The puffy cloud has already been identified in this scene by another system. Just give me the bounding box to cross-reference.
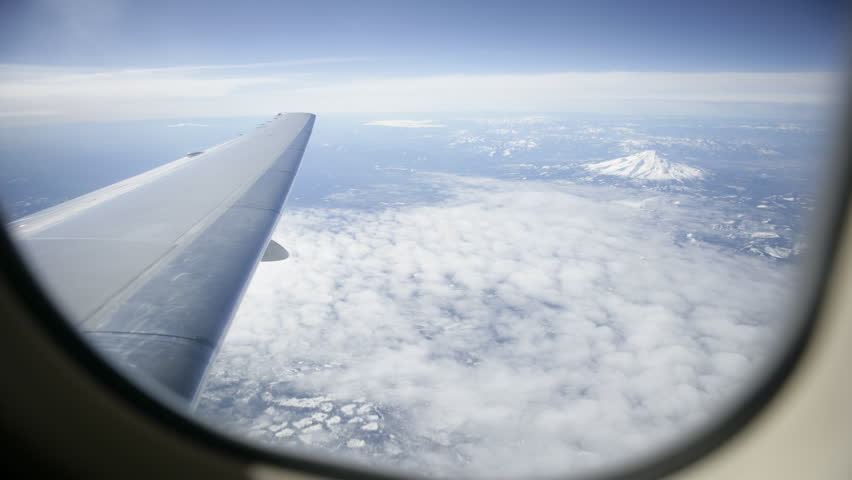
[450,131,540,158]
[198,174,796,478]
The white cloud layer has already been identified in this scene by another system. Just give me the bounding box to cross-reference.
[167,122,208,128]
[199,174,796,478]
[363,120,446,128]
[0,63,840,124]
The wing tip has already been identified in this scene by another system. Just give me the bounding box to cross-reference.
[276,112,316,118]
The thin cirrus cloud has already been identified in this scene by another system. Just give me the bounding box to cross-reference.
[197,173,795,478]
[0,62,840,124]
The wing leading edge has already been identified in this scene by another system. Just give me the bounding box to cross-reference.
[10,112,315,402]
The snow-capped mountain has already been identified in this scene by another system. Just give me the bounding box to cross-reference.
[584,150,704,182]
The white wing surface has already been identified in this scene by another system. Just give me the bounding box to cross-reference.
[9,113,315,402]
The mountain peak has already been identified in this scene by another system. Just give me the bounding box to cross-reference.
[583,150,704,182]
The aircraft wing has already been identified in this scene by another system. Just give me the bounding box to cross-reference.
[8,112,315,403]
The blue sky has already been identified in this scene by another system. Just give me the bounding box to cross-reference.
[0,0,847,121]
[1,0,847,71]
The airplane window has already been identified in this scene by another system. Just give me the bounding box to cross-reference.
[0,1,848,479]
